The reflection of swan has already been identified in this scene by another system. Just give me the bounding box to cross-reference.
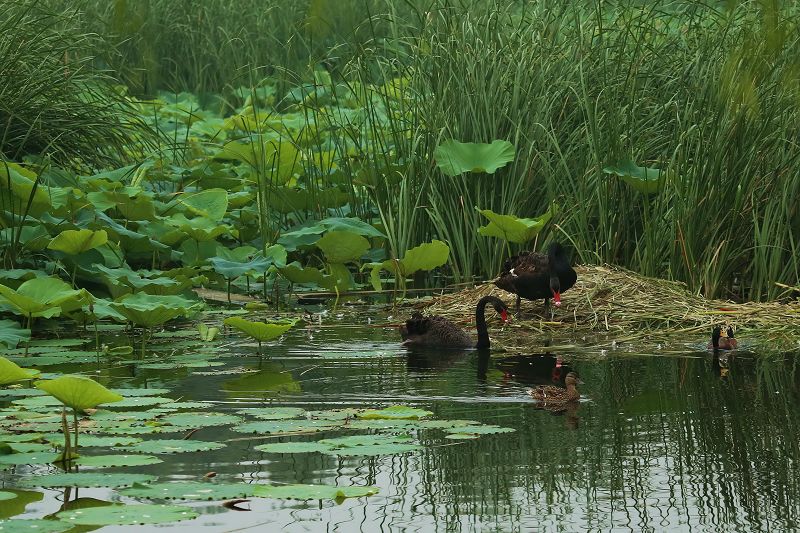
[712,352,732,379]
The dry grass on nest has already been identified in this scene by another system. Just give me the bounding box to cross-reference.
[411,265,800,353]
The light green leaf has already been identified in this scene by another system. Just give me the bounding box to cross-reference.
[55,504,197,526]
[253,484,379,500]
[0,520,71,533]
[316,231,369,263]
[476,203,556,244]
[35,375,123,411]
[118,439,226,454]
[177,189,228,221]
[434,139,515,176]
[380,240,450,277]
[0,357,39,385]
[24,472,155,488]
[111,293,201,328]
[74,454,163,468]
[0,278,91,319]
[120,482,255,501]
[47,229,108,255]
[603,159,668,195]
[358,405,433,420]
[223,317,295,342]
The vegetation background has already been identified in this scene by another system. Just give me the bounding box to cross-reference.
[2,0,799,302]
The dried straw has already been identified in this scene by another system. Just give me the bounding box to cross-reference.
[407,265,800,353]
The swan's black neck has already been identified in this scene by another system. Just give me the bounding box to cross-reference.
[475,296,495,349]
[548,243,568,271]
[711,328,721,350]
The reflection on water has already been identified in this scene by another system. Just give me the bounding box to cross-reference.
[3,314,800,532]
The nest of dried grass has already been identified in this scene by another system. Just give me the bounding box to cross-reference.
[410,265,800,353]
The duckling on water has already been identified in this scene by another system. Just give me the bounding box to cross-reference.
[528,371,581,404]
[708,326,737,350]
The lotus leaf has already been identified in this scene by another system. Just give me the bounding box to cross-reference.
[112,293,201,328]
[0,493,15,501]
[166,213,231,242]
[109,388,170,397]
[35,376,123,411]
[0,520,71,533]
[119,439,226,454]
[279,263,326,285]
[103,396,174,408]
[55,504,197,526]
[254,441,334,454]
[358,405,433,420]
[477,204,556,243]
[7,443,51,454]
[47,229,108,255]
[177,189,228,221]
[198,324,219,341]
[603,159,668,195]
[0,278,91,320]
[223,317,295,342]
[253,484,379,500]
[0,321,30,350]
[66,435,142,447]
[120,482,255,501]
[0,357,38,385]
[316,231,369,263]
[237,407,305,420]
[443,425,516,435]
[24,473,156,488]
[231,419,337,434]
[208,255,273,279]
[0,452,61,465]
[75,454,163,467]
[434,139,515,176]
[390,240,450,276]
[0,163,51,216]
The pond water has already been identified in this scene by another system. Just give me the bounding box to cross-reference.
[2,308,800,532]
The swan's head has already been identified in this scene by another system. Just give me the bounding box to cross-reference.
[549,275,562,307]
[490,297,509,322]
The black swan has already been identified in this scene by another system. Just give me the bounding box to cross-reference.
[495,242,577,315]
[400,295,508,349]
[708,326,737,350]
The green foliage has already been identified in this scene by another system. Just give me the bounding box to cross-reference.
[603,160,669,195]
[35,376,123,411]
[47,230,108,255]
[55,504,198,526]
[223,317,295,343]
[477,204,556,244]
[0,357,38,385]
[434,139,516,176]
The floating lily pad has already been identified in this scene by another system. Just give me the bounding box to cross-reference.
[444,433,479,440]
[74,454,163,468]
[8,443,52,454]
[0,452,61,466]
[120,482,255,501]
[154,401,213,410]
[62,435,142,447]
[416,419,481,429]
[443,425,515,435]
[0,493,16,501]
[161,412,240,427]
[306,408,361,421]
[237,407,305,420]
[55,504,197,526]
[23,473,155,488]
[347,419,420,431]
[0,433,43,443]
[253,484,379,500]
[324,442,421,456]
[93,426,166,435]
[109,388,170,397]
[119,439,226,454]
[105,397,175,408]
[254,442,333,454]
[0,520,72,533]
[231,419,337,435]
[0,389,44,398]
[357,406,433,420]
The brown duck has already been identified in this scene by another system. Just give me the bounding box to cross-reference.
[528,371,581,404]
[708,326,737,350]
[400,296,508,349]
[495,242,577,315]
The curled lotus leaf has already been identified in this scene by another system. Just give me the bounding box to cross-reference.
[223,317,295,342]
[47,229,108,255]
[35,375,123,411]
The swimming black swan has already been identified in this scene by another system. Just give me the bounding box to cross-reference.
[400,295,508,349]
[495,242,577,315]
[708,326,737,350]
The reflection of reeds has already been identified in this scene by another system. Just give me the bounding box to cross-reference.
[416,265,800,351]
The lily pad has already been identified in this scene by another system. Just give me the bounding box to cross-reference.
[119,439,226,454]
[0,493,16,501]
[237,407,305,420]
[443,425,516,435]
[62,435,142,447]
[120,482,255,501]
[434,139,515,176]
[0,452,61,466]
[161,412,240,427]
[253,484,379,500]
[105,396,175,408]
[231,419,337,435]
[0,520,72,533]
[254,441,334,454]
[477,204,556,244]
[55,504,197,526]
[109,388,171,397]
[357,406,433,420]
[74,454,163,467]
[324,442,421,456]
[23,473,156,488]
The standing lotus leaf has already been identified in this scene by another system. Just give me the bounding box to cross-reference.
[46,229,108,255]
[476,203,557,244]
[0,356,39,385]
[316,231,370,264]
[223,317,296,342]
[434,139,516,176]
[603,159,668,195]
[177,189,228,221]
[35,375,123,411]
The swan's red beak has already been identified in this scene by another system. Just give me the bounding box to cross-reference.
[553,292,562,307]
[500,309,508,322]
